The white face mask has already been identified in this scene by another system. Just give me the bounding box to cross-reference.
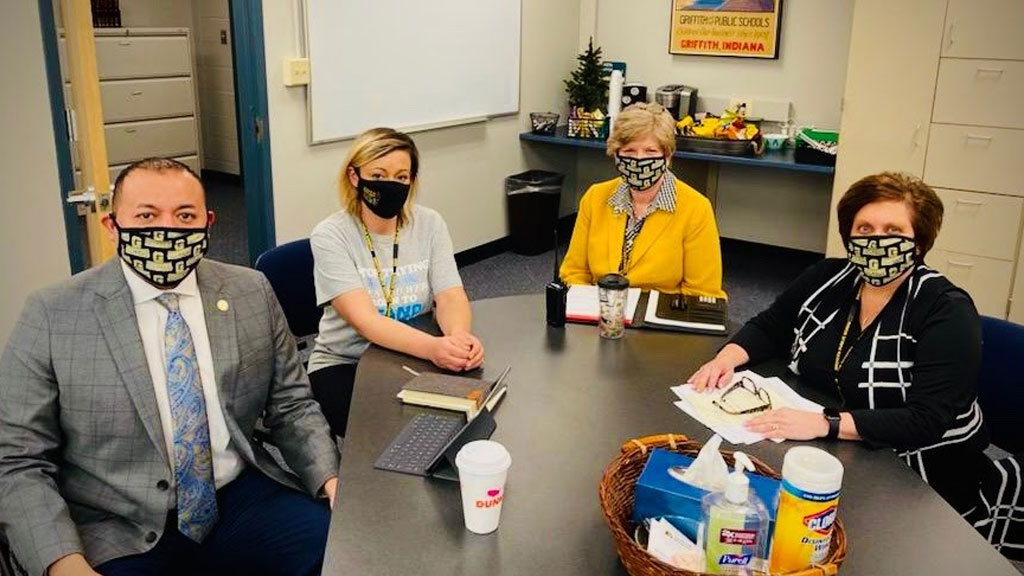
[615,154,667,190]
[846,235,917,286]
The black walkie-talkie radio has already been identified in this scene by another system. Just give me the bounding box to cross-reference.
[546,229,568,327]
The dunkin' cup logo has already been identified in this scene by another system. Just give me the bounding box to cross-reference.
[476,488,503,508]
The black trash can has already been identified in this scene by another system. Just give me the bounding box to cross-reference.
[505,170,564,256]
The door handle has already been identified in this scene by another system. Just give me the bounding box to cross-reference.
[912,123,922,149]
[947,260,975,269]
[976,68,1004,77]
[954,198,984,207]
[66,187,113,213]
[965,134,993,145]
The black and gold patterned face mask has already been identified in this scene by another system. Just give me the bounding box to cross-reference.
[115,225,209,289]
[615,154,667,191]
[846,235,917,287]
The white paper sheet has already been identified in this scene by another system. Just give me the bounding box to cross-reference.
[671,370,824,445]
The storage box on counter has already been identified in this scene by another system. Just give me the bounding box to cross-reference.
[632,449,782,547]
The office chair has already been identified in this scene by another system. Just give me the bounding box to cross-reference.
[254,239,331,451]
[254,239,321,343]
[978,316,1024,455]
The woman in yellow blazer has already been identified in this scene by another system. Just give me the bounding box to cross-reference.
[560,102,727,298]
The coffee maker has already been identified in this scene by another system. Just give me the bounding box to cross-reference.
[654,85,699,120]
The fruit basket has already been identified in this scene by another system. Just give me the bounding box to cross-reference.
[676,104,764,157]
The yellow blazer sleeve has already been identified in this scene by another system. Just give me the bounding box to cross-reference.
[680,196,727,299]
[560,187,595,285]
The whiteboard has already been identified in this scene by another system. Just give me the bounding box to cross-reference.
[305,0,522,144]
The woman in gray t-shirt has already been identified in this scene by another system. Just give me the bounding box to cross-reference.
[307,128,485,437]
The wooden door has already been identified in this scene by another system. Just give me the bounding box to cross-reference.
[61,0,115,265]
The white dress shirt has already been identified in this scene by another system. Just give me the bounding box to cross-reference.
[120,261,245,489]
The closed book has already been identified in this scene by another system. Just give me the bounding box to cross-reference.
[396,373,494,418]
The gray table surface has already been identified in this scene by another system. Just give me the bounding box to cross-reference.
[322,295,1018,576]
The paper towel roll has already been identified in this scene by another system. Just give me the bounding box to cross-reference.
[608,69,624,133]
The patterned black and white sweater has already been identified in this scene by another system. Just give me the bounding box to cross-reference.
[731,258,988,511]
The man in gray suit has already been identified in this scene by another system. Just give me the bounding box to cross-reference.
[0,158,340,576]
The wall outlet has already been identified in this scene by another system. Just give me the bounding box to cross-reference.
[283,58,310,87]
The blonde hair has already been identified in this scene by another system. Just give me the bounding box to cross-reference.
[605,102,677,158]
[339,127,420,227]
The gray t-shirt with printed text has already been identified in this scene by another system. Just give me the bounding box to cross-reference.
[308,205,463,372]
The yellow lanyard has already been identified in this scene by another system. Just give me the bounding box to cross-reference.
[360,221,400,318]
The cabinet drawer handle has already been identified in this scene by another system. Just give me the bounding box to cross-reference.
[955,198,984,207]
[965,134,993,144]
[948,260,975,269]
[975,67,1004,77]
[118,40,132,46]
[124,128,137,134]
[130,91,143,96]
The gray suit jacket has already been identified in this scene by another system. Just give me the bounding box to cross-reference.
[0,258,341,575]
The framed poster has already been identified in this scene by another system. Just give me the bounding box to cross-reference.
[669,0,783,59]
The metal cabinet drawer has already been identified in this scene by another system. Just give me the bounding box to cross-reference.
[61,35,191,80]
[942,0,1024,60]
[66,78,195,123]
[75,155,201,191]
[105,117,197,165]
[927,249,1014,318]
[932,188,1023,261]
[933,59,1024,129]
[109,155,200,183]
[101,77,194,123]
[924,124,1024,196]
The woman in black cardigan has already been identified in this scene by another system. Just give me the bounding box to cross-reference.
[689,172,1021,558]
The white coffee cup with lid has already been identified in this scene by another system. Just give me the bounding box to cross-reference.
[455,440,512,534]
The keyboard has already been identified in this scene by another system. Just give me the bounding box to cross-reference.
[374,412,464,476]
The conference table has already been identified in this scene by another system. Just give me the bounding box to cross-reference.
[322,295,1018,576]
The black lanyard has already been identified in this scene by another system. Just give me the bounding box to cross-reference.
[359,221,399,318]
[832,286,866,407]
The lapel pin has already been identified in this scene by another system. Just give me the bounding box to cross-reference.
[217,299,230,312]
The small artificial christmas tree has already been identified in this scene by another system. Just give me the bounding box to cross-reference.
[565,38,609,113]
[564,38,610,138]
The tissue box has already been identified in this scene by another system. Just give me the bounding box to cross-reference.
[633,449,781,546]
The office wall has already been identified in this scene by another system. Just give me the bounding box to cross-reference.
[262,0,583,251]
[0,2,72,343]
[581,0,855,252]
[191,0,239,175]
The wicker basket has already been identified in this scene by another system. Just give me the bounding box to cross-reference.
[599,434,847,576]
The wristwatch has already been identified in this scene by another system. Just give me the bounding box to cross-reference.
[823,408,841,440]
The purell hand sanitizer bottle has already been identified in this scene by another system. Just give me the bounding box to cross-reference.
[701,452,770,574]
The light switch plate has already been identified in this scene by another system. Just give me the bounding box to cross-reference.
[283,58,310,87]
